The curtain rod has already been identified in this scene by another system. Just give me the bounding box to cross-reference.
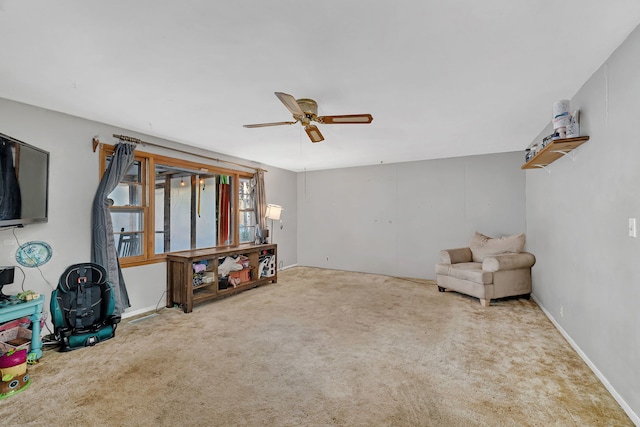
[91,134,266,173]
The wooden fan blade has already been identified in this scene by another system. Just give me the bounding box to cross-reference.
[305,125,324,143]
[243,121,297,128]
[317,114,373,124]
[275,92,304,116]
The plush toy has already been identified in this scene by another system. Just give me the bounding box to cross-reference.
[17,290,40,301]
[0,348,30,399]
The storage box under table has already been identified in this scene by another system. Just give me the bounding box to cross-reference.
[0,326,32,353]
[229,268,251,283]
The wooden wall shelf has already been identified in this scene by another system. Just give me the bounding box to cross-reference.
[522,136,590,170]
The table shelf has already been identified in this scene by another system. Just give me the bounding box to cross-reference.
[166,243,277,313]
[0,295,44,360]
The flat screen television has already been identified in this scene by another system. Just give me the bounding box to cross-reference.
[0,132,49,227]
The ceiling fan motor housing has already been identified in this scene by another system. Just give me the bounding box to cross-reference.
[296,98,318,117]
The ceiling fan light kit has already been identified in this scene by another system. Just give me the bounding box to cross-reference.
[243,92,373,143]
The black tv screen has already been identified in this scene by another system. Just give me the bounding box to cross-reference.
[0,132,49,227]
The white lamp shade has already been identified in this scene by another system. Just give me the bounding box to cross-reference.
[265,204,283,220]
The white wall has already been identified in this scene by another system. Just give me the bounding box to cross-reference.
[0,97,298,319]
[297,151,526,279]
[526,25,640,423]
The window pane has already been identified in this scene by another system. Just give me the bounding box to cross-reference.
[116,231,143,257]
[239,214,255,243]
[154,186,166,254]
[239,226,254,242]
[111,209,144,257]
[239,194,251,210]
[109,182,143,206]
[154,164,219,253]
[239,179,252,210]
[168,175,193,252]
[238,178,255,243]
[195,177,217,249]
[111,209,144,233]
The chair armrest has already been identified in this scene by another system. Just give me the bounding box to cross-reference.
[439,247,472,264]
[482,252,536,272]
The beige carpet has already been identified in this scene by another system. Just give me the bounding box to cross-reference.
[3,267,632,426]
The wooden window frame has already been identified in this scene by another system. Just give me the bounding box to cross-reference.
[238,177,256,243]
[100,144,254,267]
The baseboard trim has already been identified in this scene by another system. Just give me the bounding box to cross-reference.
[122,305,159,319]
[122,266,298,320]
[531,294,639,426]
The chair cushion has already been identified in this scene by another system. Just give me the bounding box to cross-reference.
[469,232,525,262]
[435,262,493,284]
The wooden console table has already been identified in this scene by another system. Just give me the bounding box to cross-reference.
[166,244,277,313]
[0,295,44,360]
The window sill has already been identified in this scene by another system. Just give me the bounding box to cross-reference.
[119,255,167,268]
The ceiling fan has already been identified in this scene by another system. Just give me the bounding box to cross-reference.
[243,92,373,143]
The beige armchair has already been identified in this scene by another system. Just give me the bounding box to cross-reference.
[435,232,535,307]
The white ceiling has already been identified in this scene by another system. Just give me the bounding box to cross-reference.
[1,1,639,172]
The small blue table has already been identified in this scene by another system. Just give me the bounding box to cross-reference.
[0,295,44,360]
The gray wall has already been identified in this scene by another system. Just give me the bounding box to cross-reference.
[526,25,640,422]
[2,29,637,421]
[264,164,298,270]
[0,97,298,318]
[297,151,526,279]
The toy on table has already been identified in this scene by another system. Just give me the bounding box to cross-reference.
[17,290,41,301]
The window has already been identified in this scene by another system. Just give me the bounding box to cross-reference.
[108,158,146,260]
[154,165,222,253]
[102,147,255,265]
[239,177,255,243]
